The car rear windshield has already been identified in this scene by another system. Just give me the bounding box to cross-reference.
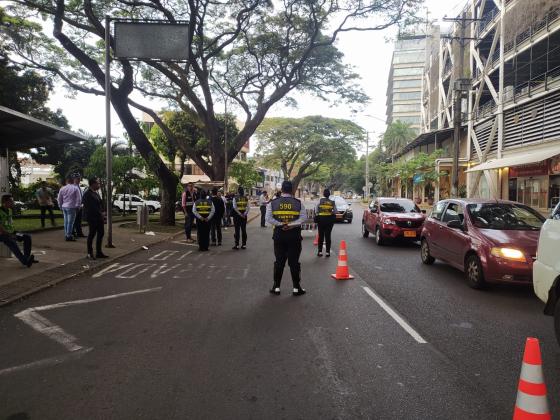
[380,201,420,213]
[332,197,347,208]
[467,203,545,230]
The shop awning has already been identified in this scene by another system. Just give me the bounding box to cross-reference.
[0,106,87,150]
[466,143,560,172]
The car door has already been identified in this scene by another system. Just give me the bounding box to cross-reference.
[439,202,469,268]
[426,200,448,258]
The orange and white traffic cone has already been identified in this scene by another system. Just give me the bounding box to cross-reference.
[513,337,551,420]
[313,233,319,246]
[331,240,354,280]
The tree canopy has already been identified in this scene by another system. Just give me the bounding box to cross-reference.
[256,116,363,190]
[1,0,420,223]
[382,120,418,155]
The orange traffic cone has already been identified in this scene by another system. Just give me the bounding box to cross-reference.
[313,233,319,246]
[331,240,354,280]
[513,337,551,420]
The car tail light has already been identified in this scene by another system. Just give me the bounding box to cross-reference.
[490,247,526,262]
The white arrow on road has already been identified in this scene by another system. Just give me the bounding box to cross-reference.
[0,287,162,376]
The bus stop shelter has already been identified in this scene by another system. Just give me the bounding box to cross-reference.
[0,105,87,196]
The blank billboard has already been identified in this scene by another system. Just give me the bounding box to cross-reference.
[114,21,189,60]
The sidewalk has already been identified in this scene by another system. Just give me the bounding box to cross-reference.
[0,221,184,306]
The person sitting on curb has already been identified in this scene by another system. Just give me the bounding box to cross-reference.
[0,194,37,267]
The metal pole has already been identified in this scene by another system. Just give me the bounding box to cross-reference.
[451,12,466,198]
[224,98,228,193]
[105,15,114,247]
[365,132,369,199]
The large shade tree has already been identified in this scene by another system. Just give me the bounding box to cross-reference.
[256,116,363,191]
[2,0,420,224]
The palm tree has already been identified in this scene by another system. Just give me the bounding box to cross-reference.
[382,121,417,155]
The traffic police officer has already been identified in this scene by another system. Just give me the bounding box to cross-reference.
[192,189,215,252]
[315,188,337,257]
[232,187,250,250]
[265,180,307,296]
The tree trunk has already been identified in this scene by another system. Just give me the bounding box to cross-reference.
[111,95,178,225]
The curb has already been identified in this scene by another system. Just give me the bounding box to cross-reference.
[0,229,184,308]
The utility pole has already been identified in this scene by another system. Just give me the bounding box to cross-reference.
[104,15,114,248]
[443,12,475,198]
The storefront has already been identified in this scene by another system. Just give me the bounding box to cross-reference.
[467,143,560,212]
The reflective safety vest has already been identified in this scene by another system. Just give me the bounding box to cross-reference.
[184,190,197,207]
[317,197,335,217]
[195,198,212,217]
[270,196,302,224]
[236,196,248,212]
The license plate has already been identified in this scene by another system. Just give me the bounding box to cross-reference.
[404,231,416,238]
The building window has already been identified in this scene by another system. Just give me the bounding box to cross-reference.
[393,92,421,101]
[517,176,548,209]
[393,67,424,76]
[184,164,193,175]
[393,79,422,89]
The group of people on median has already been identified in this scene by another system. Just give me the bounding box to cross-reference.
[0,175,107,268]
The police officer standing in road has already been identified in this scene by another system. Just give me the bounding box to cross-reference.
[265,181,307,296]
[315,188,337,257]
[232,187,250,250]
[192,189,215,252]
[210,187,225,246]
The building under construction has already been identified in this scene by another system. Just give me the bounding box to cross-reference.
[411,0,560,212]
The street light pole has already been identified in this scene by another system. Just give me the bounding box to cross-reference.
[104,15,114,248]
[365,132,370,199]
[224,98,228,193]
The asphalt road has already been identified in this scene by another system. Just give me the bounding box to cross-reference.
[1,204,558,419]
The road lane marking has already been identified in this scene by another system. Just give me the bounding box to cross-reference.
[0,347,93,376]
[362,286,427,344]
[177,250,193,260]
[151,264,181,279]
[149,250,179,261]
[6,288,162,375]
[92,263,135,278]
[115,263,157,278]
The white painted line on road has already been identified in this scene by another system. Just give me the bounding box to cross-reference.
[92,263,134,278]
[149,250,179,261]
[115,263,157,278]
[8,288,162,375]
[0,347,93,377]
[29,287,163,312]
[362,286,427,344]
[151,264,181,279]
[177,250,193,260]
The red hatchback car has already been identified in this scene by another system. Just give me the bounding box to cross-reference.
[362,198,426,245]
[420,199,546,289]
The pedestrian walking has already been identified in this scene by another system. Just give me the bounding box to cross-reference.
[210,187,225,246]
[315,188,337,257]
[232,187,250,250]
[57,176,82,241]
[35,181,56,228]
[265,181,307,296]
[192,190,215,251]
[0,194,37,267]
[259,191,269,227]
[182,182,198,243]
[82,177,108,259]
[72,174,86,238]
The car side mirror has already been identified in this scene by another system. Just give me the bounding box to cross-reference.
[447,220,464,230]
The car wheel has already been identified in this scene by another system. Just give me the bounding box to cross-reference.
[362,221,369,238]
[421,239,435,265]
[554,298,560,347]
[347,218,352,224]
[148,206,156,214]
[375,226,384,246]
[465,254,486,289]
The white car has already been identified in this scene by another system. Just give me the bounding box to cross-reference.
[533,202,560,345]
[113,194,161,213]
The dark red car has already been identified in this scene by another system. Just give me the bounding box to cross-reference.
[362,198,426,245]
[420,199,546,289]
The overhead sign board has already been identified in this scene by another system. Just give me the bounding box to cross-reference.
[114,21,189,61]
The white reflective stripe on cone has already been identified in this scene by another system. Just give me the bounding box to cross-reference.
[339,250,347,256]
[516,391,549,415]
[520,362,545,384]
[338,261,347,266]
